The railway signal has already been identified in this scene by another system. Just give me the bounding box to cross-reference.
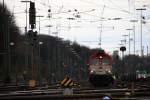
[27,30,38,45]
[29,2,36,29]
[120,46,126,58]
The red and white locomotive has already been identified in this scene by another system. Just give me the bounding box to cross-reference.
[88,49,114,87]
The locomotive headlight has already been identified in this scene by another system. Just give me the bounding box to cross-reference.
[99,56,103,59]
[106,70,111,73]
[108,70,111,73]
[90,70,94,73]
[90,70,96,74]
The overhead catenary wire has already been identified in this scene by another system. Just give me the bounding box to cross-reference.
[107,0,130,13]
[18,0,132,24]
[79,0,131,14]
[29,0,120,46]
[35,0,131,15]
[5,0,150,51]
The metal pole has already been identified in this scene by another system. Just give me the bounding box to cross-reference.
[25,2,28,71]
[39,17,40,34]
[122,35,128,48]
[147,46,148,56]
[133,23,135,55]
[9,42,14,77]
[47,9,52,83]
[136,8,146,56]
[126,29,133,55]
[122,35,128,55]
[3,0,4,8]
[130,20,138,55]
[25,2,27,34]
[21,0,30,80]
[133,0,136,55]
[36,16,44,34]
[99,24,102,48]
[21,0,31,33]
[129,31,130,55]
[141,10,143,56]
[8,31,11,76]
[36,15,43,83]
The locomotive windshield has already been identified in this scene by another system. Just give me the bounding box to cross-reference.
[102,57,110,65]
[90,57,110,65]
[90,58,100,66]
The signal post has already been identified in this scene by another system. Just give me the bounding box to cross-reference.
[28,1,38,88]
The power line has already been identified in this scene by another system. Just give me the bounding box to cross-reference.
[107,0,131,14]
[79,0,131,14]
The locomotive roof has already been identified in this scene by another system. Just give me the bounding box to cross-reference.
[90,50,112,59]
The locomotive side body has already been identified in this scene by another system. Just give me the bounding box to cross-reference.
[88,50,114,87]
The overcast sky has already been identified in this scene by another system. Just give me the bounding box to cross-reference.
[1,0,150,55]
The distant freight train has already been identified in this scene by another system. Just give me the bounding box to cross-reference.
[88,49,114,87]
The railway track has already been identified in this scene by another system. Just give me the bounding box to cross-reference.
[0,81,150,99]
[0,86,150,100]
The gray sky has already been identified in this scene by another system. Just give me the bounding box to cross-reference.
[1,0,150,55]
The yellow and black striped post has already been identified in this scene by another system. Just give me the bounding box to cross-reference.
[60,76,74,87]
[60,76,80,88]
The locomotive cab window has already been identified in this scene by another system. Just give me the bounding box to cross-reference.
[102,58,110,65]
[90,58,100,66]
